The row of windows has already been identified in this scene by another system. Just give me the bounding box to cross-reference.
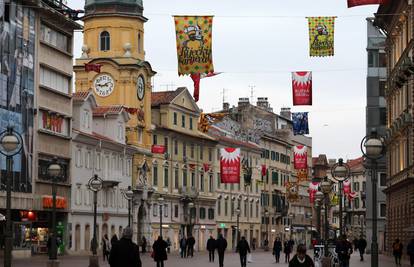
[153,136,216,161]
[173,112,194,130]
[40,23,70,52]
[73,186,128,209]
[217,198,260,218]
[99,31,143,53]
[261,150,290,165]
[152,204,215,220]
[40,66,70,95]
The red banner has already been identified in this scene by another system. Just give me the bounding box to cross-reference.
[151,145,166,154]
[308,182,319,204]
[220,148,240,184]
[84,63,102,73]
[293,146,307,170]
[292,71,312,105]
[42,196,67,209]
[261,165,267,177]
[203,163,210,172]
[348,0,389,8]
[343,179,351,195]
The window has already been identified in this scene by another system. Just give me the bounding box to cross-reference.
[275,152,280,161]
[379,108,386,125]
[191,172,195,187]
[164,137,168,152]
[117,123,123,141]
[200,146,204,160]
[100,31,110,51]
[164,167,169,188]
[271,172,278,185]
[379,52,387,67]
[379,173,387,187]
[217,149,220,161]
[83,110,90,129]
[174,205,179,218]
[200,174,204,191]
[379,80,386,97]
[256,203,259,217]
[174,168,179,189]
[190,144,195,158]
[153,165,158,186]
[218,200,221,216]
[137,128,143,144]
[250,202,253,218]
[208,208,214,220]
[225,199,228,216]
[153,204,158,217]
[217,173,221,189]
[190,118,193,130]
[182,170,187,187]
[368,50,377,67]
[271,151,275,160]
[138,32,142,52]
[174,140,178,155]
[353,182,359,191]
[181,115,185,128]
[164,204,168,217]
[183,142,187,157]
[173,112,177,125]
[86,151,92,169]
[40,67,70,94]
[380,203,386,217]
[208,148,213,161]
[40,23,69,52]
[362,181,366,192]
[209,174,214,192]
[200,208,206,219]
[38,157,69,183]
[153,135,157,145]
[244,201,248,217]
[354,198,360,209]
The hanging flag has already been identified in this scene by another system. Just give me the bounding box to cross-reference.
[308,182,319,203]
[285,181,299,202]
[220,148,240,183]
[198,112,228,133]
[261,165,267,177]
[308,17,336,57]
[348,0,389,8]
[292,71,312,105]
[292,112,309,135]
[293,146,308,170]
[297,169,308,182]
[343,179,351,195]
[174,16,214,75]
[151,145,166,154]
[203,163,210,172]
[190,72,221,102]
[84,63,102,73]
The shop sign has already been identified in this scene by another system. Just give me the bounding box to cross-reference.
[42,195,67,209]
[219,223,226,228]
[39,110,70,136]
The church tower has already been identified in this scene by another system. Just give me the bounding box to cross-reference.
[74,0,155,179]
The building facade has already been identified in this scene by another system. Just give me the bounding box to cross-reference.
[375,1,414,256]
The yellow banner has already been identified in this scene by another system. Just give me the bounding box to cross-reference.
[308,17,335,57]
[174,16,214,75]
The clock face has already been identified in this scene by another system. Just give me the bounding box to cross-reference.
[93,74,114,97]
[137,76,145,100]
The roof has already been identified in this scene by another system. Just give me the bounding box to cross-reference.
[312,154,329,167]
[73,128,119,144]
[151,87,186,107]
[93,106,124,117]
[209,125,261,150]
[346,157,364,172]
[73,90,92,102]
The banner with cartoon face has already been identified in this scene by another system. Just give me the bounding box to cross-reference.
[294,145,308,170]
[220,148,240,184]
[308,17,335,57]
[174,16,214,75]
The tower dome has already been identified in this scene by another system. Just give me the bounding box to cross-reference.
[84,0,144,18]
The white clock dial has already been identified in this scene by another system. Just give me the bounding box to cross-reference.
[93,74,114,97]
[137,76,145,100]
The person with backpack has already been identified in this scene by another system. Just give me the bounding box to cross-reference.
[393,239,404,266]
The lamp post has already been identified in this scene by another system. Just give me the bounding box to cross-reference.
[235,208,241,244]
[315,191,324,242]
[88,175,103,267]
[0,127,23,267]
[158,196,164,238]
[361,129,385,267]
[122,186,134,227]
[265,210,269,250]
[320,177,332,265]
[188,202,194,236]
[47,158,62,262]
[331,158,350,236]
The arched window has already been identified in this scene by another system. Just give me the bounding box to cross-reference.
[100,31,110,51]
[138,32,141,52]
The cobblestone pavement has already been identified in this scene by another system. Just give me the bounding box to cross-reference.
[7,250,412,267]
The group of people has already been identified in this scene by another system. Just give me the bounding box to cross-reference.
[393,238,414,267]
[179,235,196,258]
[101,233,120,261]
[272,238,295,263]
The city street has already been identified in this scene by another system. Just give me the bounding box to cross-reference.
[9,250,411,267]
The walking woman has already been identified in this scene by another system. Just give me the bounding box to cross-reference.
[102,234,110,261]
[153,236,168,267]
[284,240,292,263]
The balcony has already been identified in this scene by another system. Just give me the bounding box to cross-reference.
[179,186,199,200]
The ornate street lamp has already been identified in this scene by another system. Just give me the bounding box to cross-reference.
[315,191,324,241]
[264,210,270,250]
[122,186,134,227]
[188,202,194,236]
[361,128,385,267]
[158,196,164,238]
[320,177,332,259]
[0,127,23,267]
[47,158,62,261]
[88,175,103,267]
[235,208,241,244]
[331,158,350,236]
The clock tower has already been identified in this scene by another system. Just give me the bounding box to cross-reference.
[74,0,155,237]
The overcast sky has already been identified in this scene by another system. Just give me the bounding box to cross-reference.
[69,0,378,160]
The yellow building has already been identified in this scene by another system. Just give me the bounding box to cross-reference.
[73,0,155,244]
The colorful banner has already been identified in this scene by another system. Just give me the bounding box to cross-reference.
[308,182,319,203]
[292,71,312,105]
[198,112,227,133]
[308,17,335,57]
[343,179,351,195]
[84,63,102,73]
[347,191,358,200]
[220,148,240,183]
[203,163,210,172]
[190,72,221,102]
[174,16,214,75]
[348,0,389,8]
[261,165,267,177]
[294,146,308,170]
[292,112,309,135]
[151,145,166,154]
[297,169,308,182]
[285,181,299,202]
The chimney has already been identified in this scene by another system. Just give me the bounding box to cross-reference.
[280,107,291,120]
[257,97,272,111]
[223,102,230,111]
[238,97,250,107]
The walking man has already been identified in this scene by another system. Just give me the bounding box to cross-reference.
[187,235,195,257]
[356,236,367,261]
[216,234,228,267]
[273,237,282,263]
[180,236,187,258]
[284,240,292,263]
[153,236,168,267]
[335,235,353,267]
[236,236,251,267]
[407,239,414,267]
[393,239,403,266]
[207,235,216,262]
[141,236,147,253]
[109,227,141,267]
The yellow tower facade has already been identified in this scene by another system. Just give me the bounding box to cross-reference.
[74,0,155,187]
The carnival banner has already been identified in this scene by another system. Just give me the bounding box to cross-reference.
[174,16,214,75]
[294,146,308,170]
[190,72,221,102]
[285,181,299,202]
[343,179,351,195]
[292,112,309,135]
[198,112,227,133]
[261,165,267,177]
[308,17,336,57]
[220,148,240,183]
[292,71,312,105]
[348,0,389,8]
[308,182,319,203]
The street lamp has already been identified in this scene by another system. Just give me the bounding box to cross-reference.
[188,202,194,236]
[320,177,332,260]
[0,126,23,267]
[47,158,62,262]
[122,186,134,227]
[88,175,103,267]
[361,128,385,267]
[315,191,324,241]
[235,207,241,244]
[331,158,350,236]
[265,210,269,250]
[158,196,164,238]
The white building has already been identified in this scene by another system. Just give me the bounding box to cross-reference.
[68,91,137,253]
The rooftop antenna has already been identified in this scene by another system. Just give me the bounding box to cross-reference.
[248,85,256,104]
[221,88,227,104]
[160,82,176,91]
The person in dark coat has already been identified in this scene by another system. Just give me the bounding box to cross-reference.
[335,235,353,267]
[284,240,292,263]
[288,244,315,267]
[153,236,168,267]
[180,236,187,258]
[141,236,147,253]
[407,239,414,267]
[216,234,228,267]
[207,236,216,262]
[102,234,110,261]
[187,235,195,257]
[110,234,118,247]
[273,237,282,263]
[356,236,367,261]
[109,227,141,267]
[252,238,256,250]
[236,236,251,267]
[393,239,403,266]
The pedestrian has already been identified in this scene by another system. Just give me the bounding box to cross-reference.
[273,237,282,263]
[284,240,292,263]
[356,236,367,261]
[166,237,171,254]
[393,238,403,266]
[216,234,228,267]
[111,234,118,247]
[207,235,216,262]
[288,239,295,252]
[407,239,414,267]
[102,234,110,261]
[153,236,168,267]
[335,235,353,267]
[236,236,251,267]
[252,238,256,250]
[141,236,147,253]
[353,238,358,252]
[288,244,315,267]
[187,235,195,257]
[109,227,141,267]
[180,236,187,258]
